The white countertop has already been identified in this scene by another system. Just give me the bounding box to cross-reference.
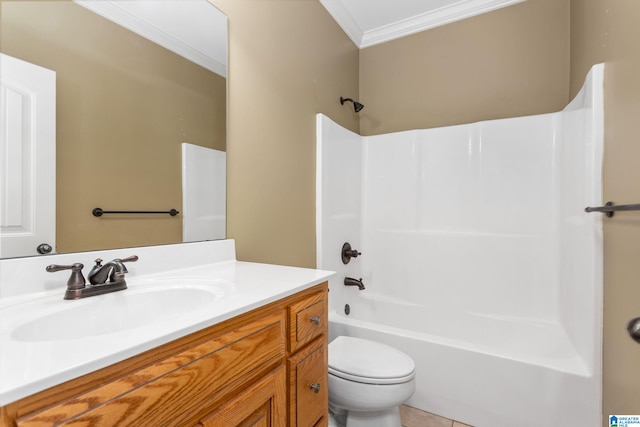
[0,240,334,405]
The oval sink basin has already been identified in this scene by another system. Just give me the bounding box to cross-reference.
[12,279,232,342]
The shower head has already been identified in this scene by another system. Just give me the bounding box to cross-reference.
[340,97,364,113]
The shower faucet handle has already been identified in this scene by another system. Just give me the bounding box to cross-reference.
[341,242,362,264]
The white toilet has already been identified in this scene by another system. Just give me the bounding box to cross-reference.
[328,336,416,427]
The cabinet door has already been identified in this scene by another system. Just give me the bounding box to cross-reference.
[288,337,328,427]
[200,366,287,427]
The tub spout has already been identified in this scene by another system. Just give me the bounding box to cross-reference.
[344,277,365,290]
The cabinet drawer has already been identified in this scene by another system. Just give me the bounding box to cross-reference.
[288,337,328,427]
[288,290,327,353]
[18,311,286,427]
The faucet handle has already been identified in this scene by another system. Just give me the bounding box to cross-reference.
[341,242,362,264]
[46,263,86,290]
[114,255,138,275]
[111,255,139,269]
[109,255,138,282]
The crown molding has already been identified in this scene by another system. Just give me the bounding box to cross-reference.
[319,0,366,48]
[73,1,226,77]
[321,0,526,49]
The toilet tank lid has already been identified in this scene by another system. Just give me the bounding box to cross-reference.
[328,336,415,380]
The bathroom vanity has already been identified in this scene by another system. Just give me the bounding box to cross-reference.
[0,240,333,426]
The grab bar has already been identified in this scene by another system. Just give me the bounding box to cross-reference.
[584,201,640,217]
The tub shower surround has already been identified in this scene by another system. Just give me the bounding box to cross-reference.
[316,64,603,427]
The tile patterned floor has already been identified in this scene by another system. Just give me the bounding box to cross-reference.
[400,405,473,427]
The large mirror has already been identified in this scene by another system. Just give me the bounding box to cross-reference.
[0,0,227,258]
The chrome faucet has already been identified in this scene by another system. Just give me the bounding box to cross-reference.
[47,255,138,300]
[344,277,365,290]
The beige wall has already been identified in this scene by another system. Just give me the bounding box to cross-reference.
[569,0,607,97]
[211,0,359,267]
[1,0,226,253]
[359,0,570,135]
[570,0,640,423]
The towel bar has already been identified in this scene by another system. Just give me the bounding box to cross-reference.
[92,207,179,217]
[584,201,640,217]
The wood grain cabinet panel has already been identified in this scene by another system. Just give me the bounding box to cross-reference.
[198,366,286,427]
[16,312,286,427]
[288,337,328,427]
[313,417,328,427]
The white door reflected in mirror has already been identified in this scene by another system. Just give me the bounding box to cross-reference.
[182,143,226,243]
[0,53,56,258]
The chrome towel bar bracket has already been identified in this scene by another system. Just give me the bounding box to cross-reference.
[584,201,640,217]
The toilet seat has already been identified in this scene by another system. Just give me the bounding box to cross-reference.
[329,336,416,385]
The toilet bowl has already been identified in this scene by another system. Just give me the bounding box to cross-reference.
[328,336,416,427]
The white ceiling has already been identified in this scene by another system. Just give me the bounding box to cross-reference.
[319,0,526,48]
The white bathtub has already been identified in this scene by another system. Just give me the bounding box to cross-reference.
[328,292,597,427]
[317,64,603,427]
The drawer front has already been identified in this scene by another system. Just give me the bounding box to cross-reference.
[18,312,286,427]
[289,337,328,427]
[288,290,327,353]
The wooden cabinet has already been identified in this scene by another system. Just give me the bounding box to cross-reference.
[0,282,328,427]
